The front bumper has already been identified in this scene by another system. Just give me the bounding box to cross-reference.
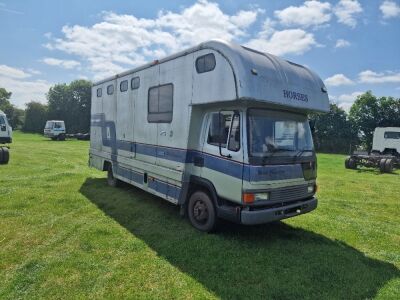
[240,197,317,225]
[0,137,12,144]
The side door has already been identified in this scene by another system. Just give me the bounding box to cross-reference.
[201,110,243,202]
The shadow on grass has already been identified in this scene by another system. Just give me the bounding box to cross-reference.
[80,178,399,300]
[354,168,399,175]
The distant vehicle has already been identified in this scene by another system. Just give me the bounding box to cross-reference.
[346,127,400,173]
[0,110,12,164]
[89,39,329,232]
[44,120,66,141]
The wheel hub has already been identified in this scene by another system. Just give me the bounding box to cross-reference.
[193,200,208,222]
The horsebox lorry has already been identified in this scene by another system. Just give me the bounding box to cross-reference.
[89,40,329,232]
[0,110,12,164]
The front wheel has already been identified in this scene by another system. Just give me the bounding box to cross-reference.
[187,191,217,232]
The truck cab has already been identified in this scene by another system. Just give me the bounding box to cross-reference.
[0,110,12,164]
[0,110,12,144]
[44,120,66,141]
[372,127,400,156]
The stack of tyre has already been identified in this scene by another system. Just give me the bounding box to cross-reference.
[0,147,9,164]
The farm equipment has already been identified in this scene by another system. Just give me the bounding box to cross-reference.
[345,127,400,173]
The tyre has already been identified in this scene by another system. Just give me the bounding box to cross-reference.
[107,164,120,187]
[187,191,217,232]
[0,147,9,164]
[58,134,65,141]
[384,158,394,173]
[345,157,350,169]
[347,157,357,169]
[379,159,387,173]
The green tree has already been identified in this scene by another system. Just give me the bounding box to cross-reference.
[310,103,357,154]
[0,87,25,129]
[349,91,400,149]
[47,80,91,133]
[23,101,48,133]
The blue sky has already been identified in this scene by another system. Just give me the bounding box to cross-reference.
[0,0,399,110]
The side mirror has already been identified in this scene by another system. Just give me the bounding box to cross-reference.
[309,119,316,132]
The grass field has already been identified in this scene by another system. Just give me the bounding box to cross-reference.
[0,132,399,299]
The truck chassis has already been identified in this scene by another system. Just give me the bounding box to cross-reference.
[345,151,399,173]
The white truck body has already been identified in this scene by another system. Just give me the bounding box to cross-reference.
[0,110,12,144]
[44,120,66,140]
[372,127,400,155]
[89,39,329,229]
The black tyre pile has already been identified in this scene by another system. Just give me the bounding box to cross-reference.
[0,147,9,164]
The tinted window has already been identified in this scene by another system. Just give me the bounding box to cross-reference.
[96,88,102,97]
[207,112,231,147]
[148,84,173,123]
[384,131,400,139]
[120,80,128,92]
[196,53,216,73]
[107,84,114,95]
[228,114,240,151]
[131,77,140,90]
[0,116,5,125]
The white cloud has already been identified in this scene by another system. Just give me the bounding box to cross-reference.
[0,64,31,79]
[42,57,81,69]
[335,39,350,48]
[45,0,262,80]
[0,65,51,107]
[334,91,363,111]
[358,70,400,83]
[380,1,400,19]
[334,0,363,28]
[274,1,332,28]
[246,28,318,56]
[325,73,354,86]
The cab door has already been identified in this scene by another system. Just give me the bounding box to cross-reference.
[201,111,243,203]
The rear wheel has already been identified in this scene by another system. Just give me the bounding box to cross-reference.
[346,157,357,169]
[107,164,120,187]
[379,159,387,173]
[187,191,217,232]
[384,158,394,173]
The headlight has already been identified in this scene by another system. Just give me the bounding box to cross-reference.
[242,192,270,204]
[307,185,315,193]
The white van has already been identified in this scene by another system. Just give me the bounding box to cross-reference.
[44,120,66,141]
[89,40,329,232]
[0,110,12,164]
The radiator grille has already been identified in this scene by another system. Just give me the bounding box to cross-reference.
[269,185,309,203]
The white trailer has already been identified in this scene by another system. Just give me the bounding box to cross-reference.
[0,110,12,164]
[89,40,329,232]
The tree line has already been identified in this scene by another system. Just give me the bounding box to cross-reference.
[0,82,399,154]
[0,80,91,134]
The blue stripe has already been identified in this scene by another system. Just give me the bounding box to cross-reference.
[91,114,303,182]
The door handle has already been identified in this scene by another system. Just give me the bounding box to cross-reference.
[160,131,166,136]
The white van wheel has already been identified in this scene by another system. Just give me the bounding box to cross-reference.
[0,147,9,164]
[188,191,217,232]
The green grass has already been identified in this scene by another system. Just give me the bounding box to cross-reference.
[0,132,399,299]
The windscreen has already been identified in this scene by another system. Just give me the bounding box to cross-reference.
[45,121,53,129]
[248,109,314,162]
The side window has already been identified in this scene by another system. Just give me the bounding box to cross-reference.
[107,84,114,95]
[131,77,140,90]
[54,122,61,129]
[120,80,128,92]
[96,88,102,97]
[148,84,173,123]
[196,53,216,74]
[0,116,5,125]
[384,131,400,139]
[207,112,240,151]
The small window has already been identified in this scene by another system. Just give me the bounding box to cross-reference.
[148,84,173,123]
[120,80,128,92]
[107,84,114,95]
[196,53,216,73]
[131,77,140,90]
[0,116,5,125]
[207,112,240,151]
[384,131,400,139]
[96,88,102,97]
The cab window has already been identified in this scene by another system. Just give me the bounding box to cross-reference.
[207,111,240,151]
